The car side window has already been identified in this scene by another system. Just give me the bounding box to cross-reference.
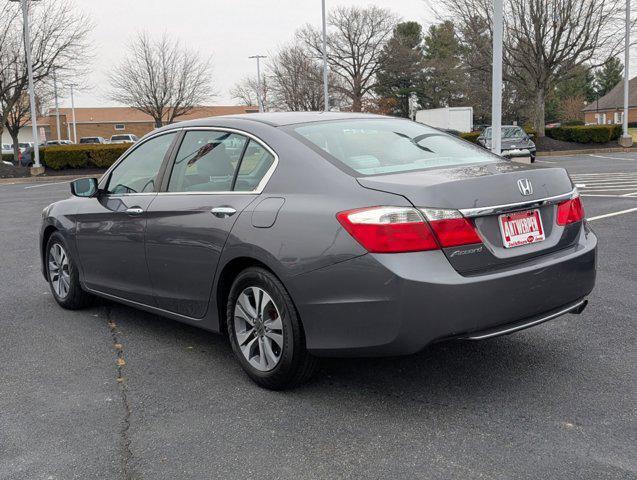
[106,132,176,194]
[234,140,275,192]
[167,131,247,192]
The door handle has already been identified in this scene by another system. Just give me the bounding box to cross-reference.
[125,207,144,216]
[210,206,237,218]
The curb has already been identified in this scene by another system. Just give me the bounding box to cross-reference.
[537,146,637,157]
[0,174,90,185]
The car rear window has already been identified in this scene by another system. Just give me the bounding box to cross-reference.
[291,119,497,176]
[111,135,130,141]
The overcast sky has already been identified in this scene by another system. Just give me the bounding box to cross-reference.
[65,0,433,109]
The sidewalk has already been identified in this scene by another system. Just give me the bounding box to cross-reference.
[0,173,95,185]
[537,146,637,157]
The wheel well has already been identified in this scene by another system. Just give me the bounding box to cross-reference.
[216,257,274,336]
[40,226,58,276]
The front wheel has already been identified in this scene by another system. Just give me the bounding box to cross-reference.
[46,232,93,309]
[226,267,317,389]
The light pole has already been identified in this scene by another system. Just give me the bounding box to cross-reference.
[491,0,504,156]
[248,55,267,113]
[11,0,41,169]
[53,72,61,140]
[621,0,633,147]
[321,0,329,111]
[69,83,78,144]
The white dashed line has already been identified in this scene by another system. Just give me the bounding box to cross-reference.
[23,181,70,189]
[587,207,637,221]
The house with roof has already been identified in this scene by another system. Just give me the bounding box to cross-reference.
[583,77,636,125]
[1,105,258,145]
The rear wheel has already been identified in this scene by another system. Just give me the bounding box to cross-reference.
[226,267,317,389]
[46,232,93,309]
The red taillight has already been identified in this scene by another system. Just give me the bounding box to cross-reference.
[556,196,585,225]
[336,207,438,253]
[337,206,482,253]
[427,217,482,247]
[420,208,482,247]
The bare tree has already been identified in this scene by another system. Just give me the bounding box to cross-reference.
[434,0,627,136]
[109,32,214,127]
[4,87,52,161]
[300,6,397,111]
[230,75,269,109]
[0,0,91,145]
[269,41,335,111]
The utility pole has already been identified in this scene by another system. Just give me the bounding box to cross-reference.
[491,0,503,156]
[621,0,633,146]
[11,0,42,170]
[53,72,61,140]
[69,83,78,144]
[248,55,267,113]
[321,0,329,111]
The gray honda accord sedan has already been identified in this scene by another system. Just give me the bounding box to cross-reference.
[40,112,597,388]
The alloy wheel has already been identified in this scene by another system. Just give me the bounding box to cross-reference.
[49,243,70,299]
[233,286,284,372]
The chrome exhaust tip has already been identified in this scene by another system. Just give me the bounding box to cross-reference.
[571,299,588,315]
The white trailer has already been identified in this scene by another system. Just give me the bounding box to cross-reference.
[415,107,474,133]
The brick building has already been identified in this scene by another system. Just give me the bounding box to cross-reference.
[583,77,637,125]
[2,105,258,145]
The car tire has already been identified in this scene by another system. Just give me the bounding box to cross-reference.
[226,267,317,389]
[45,232,93,309]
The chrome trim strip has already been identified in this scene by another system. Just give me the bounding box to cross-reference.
[459,188,576,218]
[98,126,279,196]
[465,299,586,340]
[84,286,201,322]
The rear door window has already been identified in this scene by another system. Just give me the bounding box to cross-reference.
[167,131,247,192]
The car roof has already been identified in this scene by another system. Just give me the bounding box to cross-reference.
[155,111,393,131]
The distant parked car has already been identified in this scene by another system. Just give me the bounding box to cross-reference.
[79,137,107,144]
[46,140,73,146]
[477,126,537,163]
[2,143,13,155]
[19,142,34,152]
[110,134,138,144]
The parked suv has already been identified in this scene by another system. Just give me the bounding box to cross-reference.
[110,134,138,144]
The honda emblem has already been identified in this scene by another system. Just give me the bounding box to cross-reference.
[517,178,533,196]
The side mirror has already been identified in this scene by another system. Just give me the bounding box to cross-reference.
[71,177,98,197]
[528,133,535,139]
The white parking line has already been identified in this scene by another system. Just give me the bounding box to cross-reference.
[588,154,637,161]
[587,207,637,221]
[23,181,69,189]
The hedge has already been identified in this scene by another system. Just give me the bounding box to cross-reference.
[460,132,480,143]
[546,125,622,143]
[43,144,131,170]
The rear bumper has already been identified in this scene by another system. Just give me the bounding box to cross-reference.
[291,227,597,357]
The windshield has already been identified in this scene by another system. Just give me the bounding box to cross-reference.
[483,126,527,140]
[111,135,130,141]
[291,119,497,176]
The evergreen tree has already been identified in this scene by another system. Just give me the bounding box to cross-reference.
[374,22,425,118]
[419,21,466,110]
[594,57,624,97]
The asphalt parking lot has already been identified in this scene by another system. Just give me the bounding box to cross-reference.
[1,153,635,480]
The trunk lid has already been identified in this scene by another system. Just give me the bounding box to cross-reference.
[357,161,579,274]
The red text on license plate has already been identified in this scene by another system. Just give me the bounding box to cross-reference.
[498,209,545,248]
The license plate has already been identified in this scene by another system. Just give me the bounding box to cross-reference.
[498,209,545,248]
